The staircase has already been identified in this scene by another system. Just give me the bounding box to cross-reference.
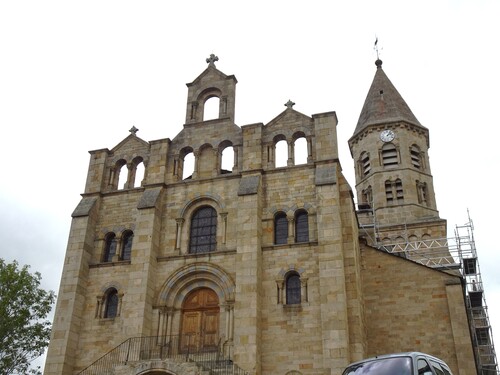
[78,335,248,375]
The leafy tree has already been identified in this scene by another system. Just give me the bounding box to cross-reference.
[0,259,56,375]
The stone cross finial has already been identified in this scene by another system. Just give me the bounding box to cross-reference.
[285,100,295,109]
[129,126,139,135]
[206,54,219,67]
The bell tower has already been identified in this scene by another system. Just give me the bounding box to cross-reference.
[184,54,237,124]
[348,59,447,244]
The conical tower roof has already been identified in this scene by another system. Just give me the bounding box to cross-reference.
[353,59,424,136]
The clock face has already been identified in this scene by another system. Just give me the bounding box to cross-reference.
[380,129,395,142]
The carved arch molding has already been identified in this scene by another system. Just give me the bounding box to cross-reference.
[134,359,200,375]
[155,262,236,346]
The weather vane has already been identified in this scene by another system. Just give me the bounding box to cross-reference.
[374,36,382,60]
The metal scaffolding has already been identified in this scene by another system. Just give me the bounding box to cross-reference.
[357,207,498,374]
[453,219,498,375]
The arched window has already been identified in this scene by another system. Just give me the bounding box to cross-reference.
[361,186,373,207]
[286,272,301,305]
[410,145,422,169]
[121,230,134,261]
[274,212,288,245]
[103,233,117,262]
[395,179,404,203]
[204,96,219,121]
[416,180,428,206]
[293,136,308,165]
[189,206,217,254]
[385,180,393,204]
[104,288,119,318]
[360,152,370,177]
[132,158,145,188]
[220,145,234,174]
[275,139,288,168]
[382,143,398,168]
[386,179,404,204]
[134,162,145,187]
[183,152,195,180]
[115,159,127,190]
[295,210,309,243]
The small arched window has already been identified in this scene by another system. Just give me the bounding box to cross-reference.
[204,96,219,121]
[416,180,428,206]
[385,180,393,204]
[104,288,119,318]
[295,210,309,243]
[103,233,117,262]
[182,152,195,180]
[274,212,288,245]
[220,145,234,174]
[410,145,422,169]
[129,157,145,188]
[286,272,301,305]
[395,179,404,203]
[275,139,288,168]
[360,152,370,176]
[293,136,308,165]
[361,186,373,207]
[121,231,134,261]
[115,159,127,190]
[189,206,217,254]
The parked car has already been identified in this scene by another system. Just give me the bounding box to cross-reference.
[342,352,454,375]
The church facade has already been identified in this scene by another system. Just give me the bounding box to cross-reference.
[44,57,482,375]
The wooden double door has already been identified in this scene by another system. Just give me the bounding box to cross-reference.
[180,288,220,352]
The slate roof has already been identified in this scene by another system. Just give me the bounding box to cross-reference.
[353,59,424,136]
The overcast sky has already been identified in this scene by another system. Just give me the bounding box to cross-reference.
[1,0,499,370]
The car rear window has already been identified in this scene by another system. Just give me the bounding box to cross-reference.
[343,357,412,375]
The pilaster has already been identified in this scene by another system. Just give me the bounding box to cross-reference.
[234,174,263,375]
[44,197,100,375]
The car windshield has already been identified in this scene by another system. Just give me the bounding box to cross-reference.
[343,357,412,375]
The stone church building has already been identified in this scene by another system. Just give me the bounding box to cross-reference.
[44,56,492,375]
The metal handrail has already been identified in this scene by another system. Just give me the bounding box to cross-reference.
[78,334,248,375]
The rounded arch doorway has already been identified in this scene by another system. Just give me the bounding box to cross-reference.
[180,287,220,353]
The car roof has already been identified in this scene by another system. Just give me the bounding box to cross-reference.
[345,352,446,367]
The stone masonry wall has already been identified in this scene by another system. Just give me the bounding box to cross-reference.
[361,245,476,375]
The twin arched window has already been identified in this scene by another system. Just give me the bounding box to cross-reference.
[103,231,134,262]
[385,179,404,204]
[273,135,308,168]
[179,143,235,180]
[113,157,145,190]
[274,210,309,245]
[189,206,217,254]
